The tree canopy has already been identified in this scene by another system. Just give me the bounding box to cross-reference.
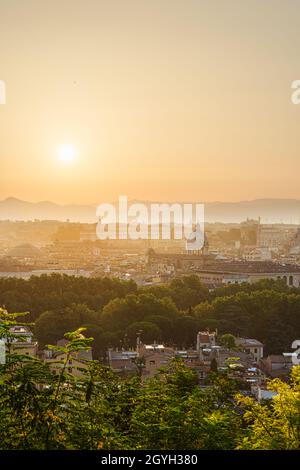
[0,275,299,355]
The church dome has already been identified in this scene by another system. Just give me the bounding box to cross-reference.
[6,243,42,258]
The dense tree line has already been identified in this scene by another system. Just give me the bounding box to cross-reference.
[0,311,299,450]
[0,274,138,321]
[0,274,299,355]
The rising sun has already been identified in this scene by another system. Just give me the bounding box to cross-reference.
[58,144,77,164]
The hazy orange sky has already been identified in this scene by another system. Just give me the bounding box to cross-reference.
[1,0,300,204]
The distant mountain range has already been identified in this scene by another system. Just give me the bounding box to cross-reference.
[1,197,300,224]
[0,197,96,223]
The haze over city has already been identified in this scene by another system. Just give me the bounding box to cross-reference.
[1,0,300,205]
[1,1,300,457]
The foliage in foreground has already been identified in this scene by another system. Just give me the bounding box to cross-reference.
[0,309,300,450]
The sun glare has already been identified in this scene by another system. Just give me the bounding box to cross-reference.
[58,144,77,164]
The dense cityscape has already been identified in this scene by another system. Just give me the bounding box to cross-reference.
[0,216,299,450]
[1,0,300,460]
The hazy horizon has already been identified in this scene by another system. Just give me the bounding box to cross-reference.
[2,195,300,225]
[4,195,300,206]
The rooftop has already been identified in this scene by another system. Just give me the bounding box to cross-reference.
[148,251,300,273]
[236,338,263,347]
[266,355,293,363]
